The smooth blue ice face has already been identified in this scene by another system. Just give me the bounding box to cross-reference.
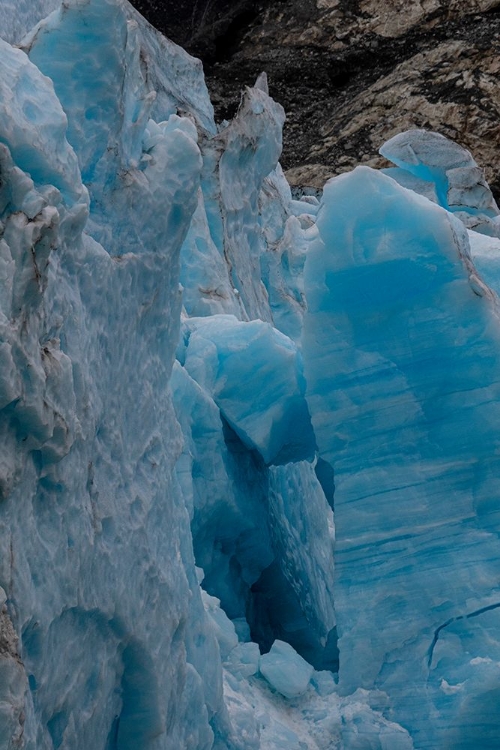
[302,166,500,748]
[0,39,87,210]
[381,166,439,205]
[468,230,500,297]
[26,0,143,183]
[24,0,204,260]
[23,0,215,133]
[181,315,316,465]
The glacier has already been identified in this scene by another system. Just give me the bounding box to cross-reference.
[2,0,500,748]
[302,165,500,749]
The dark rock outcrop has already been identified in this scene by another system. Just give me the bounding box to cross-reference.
[128,0,259,60]
[130,0,500,196]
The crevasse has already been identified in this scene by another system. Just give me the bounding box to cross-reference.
[2,1,500,749]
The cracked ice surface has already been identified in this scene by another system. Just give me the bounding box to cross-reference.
[0,8,219,748]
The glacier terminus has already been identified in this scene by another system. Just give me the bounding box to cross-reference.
[2,0,500,748]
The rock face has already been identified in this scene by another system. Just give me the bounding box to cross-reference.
[129,0,500,197]
[129,0,260,60]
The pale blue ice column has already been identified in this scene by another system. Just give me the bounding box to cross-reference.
[303,166,500,749]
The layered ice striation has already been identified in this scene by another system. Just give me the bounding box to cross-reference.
[303,166,500,748]
[3,0,500,748]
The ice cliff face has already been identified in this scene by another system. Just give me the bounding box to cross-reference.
[2,1,500,749]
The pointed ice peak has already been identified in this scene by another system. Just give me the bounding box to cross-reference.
[254,71,269,94]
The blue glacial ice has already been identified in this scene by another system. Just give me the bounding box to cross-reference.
[179,314,315,465]
[303,165,500,748]
[2,0,500,748]
[381,128,500,236]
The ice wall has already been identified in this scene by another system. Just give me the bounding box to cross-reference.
[1,0,60,45]
[0,3,233,747]
[303,166,500,748]
[178,74,308,338]
[381,129,500,237]
[0,1,339,748]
